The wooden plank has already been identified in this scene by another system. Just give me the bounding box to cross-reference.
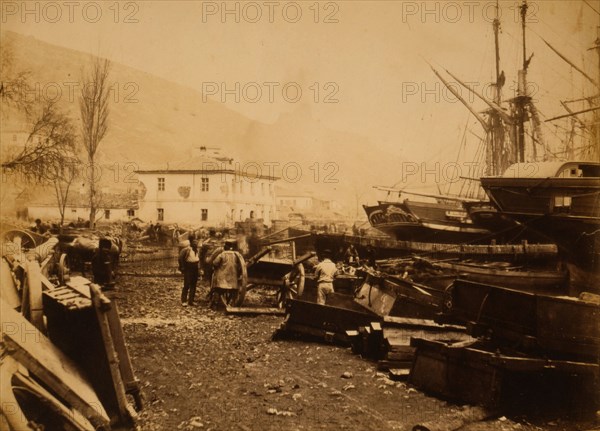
[51,292,81,301]
[1,257,21,308]
[387,348,416,362]
[0,299,110,427]
[225,306,286,316]
[388,368,410,381]
[384,316,440,327]
[354,277,397,316]
[102,292,143,410]
[282,322,350,345]
[90,285,133,425]
[377,359,413,371]
[67,276,92,298]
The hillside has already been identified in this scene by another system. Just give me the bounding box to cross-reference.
[1,31,401,212]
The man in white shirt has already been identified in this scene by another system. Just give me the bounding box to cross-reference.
[179,238,200,306]
[314,250,337,305]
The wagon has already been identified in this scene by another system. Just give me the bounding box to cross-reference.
[216,245,315,309]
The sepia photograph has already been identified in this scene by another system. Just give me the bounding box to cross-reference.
[1,0,599,430]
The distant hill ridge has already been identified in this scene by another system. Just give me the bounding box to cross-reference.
[1,31,391,211]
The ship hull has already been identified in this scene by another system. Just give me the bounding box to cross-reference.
[363,202,492,244]
[481,176,600,271]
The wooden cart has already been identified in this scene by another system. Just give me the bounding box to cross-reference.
[216,245,314,310]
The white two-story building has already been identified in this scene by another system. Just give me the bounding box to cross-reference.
[135,148,279,226]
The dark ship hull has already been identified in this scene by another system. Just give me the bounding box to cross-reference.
[481,162,600,272]
[363,201,493,244]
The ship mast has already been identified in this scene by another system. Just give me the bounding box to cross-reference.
[539,2,600,161]
[494,1,501,100]
[593,26,600,159]
[515,0,529,163]
[488,0,506,175]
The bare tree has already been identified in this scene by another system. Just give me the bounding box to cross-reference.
[79,57,111,228]
[0,41,34,117]
[45,156,79,228]
[1,100,79,226]
[2,101,77,180]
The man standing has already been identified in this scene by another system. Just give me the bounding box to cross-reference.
[32,219,49,234]
[210,239,246,307]
[179,238,200,306]
[315,250,337,305]
[344,244,360,265]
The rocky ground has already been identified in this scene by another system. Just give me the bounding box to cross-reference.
[115,253,599,431]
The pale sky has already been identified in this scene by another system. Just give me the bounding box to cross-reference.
[2,0,599,193]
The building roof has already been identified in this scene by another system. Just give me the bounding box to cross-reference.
[274,184,315,198]
[135,149,279,180]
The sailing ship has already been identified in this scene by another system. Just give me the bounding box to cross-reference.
[364,1,552,245]
[479,7,600,277]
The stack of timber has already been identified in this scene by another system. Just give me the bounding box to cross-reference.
[408,279,600,414]
[346,316,470,377]
[275,294,380,345]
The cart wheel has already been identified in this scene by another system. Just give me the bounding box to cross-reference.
[220,279,247,307]
[23,260,44,332]
[3,230,36,250]
[277,263,305,308]
[57,253,70,285]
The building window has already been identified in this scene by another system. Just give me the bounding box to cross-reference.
[104,210,110,220]
[554,196,572,212]
[240,181,244,194]
[158,177,165,191]
[127,209,135,217]
[261,183,265,195]
[201,209,208,221]
[239,209,244,221]
[201,177,209,192]
[71,209,77,214]
[231,179,236,193]
[250,182,255,195]
[157,208,164,221]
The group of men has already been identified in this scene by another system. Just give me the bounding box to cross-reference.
[178,236,245,307]
[178,234,364,308]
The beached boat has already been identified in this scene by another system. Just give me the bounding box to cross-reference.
[364,199,492,244]
[409,257,569,293]
[481,161,600,272]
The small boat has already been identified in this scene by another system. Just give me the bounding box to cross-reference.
[364,198,492,244]
[410,257,569,293]
[446,279,600,361]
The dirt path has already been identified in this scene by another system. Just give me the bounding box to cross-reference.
[116,270,597,431]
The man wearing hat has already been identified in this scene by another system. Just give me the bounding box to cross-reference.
[179,236,200,306]
[314,250,337,305]
[209,239,247,307]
